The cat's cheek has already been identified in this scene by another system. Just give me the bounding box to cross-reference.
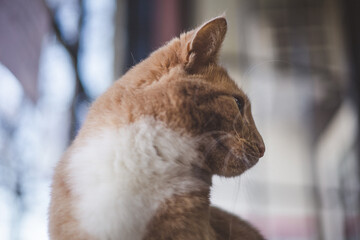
[202,139,259,177]
[202,144,239,177]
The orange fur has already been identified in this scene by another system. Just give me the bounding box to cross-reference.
[49,16,265,240]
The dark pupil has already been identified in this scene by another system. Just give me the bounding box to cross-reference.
[234,98,244,114]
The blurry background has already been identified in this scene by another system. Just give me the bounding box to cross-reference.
[0,0,359,239]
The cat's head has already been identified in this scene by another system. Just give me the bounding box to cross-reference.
[94,16,265,177]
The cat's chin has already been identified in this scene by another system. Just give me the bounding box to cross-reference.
[219,149,260,177]
[208,137,261,177]
[204,137,262,177]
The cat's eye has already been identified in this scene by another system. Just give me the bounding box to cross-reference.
[234,97,245,114]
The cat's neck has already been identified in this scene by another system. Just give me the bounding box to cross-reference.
[144,189,216,240]
[142,149,215,240]
[67,117,212,240]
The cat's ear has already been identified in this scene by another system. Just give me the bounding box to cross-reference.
[184,16,227,71]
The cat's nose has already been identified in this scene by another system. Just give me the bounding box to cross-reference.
[253,128,265,157]
[257,143,265,157]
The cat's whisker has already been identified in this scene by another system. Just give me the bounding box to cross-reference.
[228,176,242,240]
[130,52,137,65]
[196,130,233,141]
[222,147,234,174]
[232,112,243,140]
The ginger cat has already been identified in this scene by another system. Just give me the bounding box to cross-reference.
[49,16,265,240]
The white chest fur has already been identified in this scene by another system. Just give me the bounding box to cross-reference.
[67,118,204,240]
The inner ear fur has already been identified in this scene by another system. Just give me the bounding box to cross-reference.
[184,16,227,72]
